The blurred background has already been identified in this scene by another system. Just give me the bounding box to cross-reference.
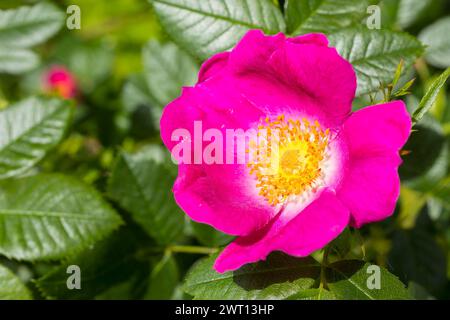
[0,0,449,300]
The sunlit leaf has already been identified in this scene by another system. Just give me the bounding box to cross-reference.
[412,67,450,124]
[0,2,64,48]
[0,174,123,260]
[143,41,198,108]
[0,97,72,179]
[184,252,320,300]
[0,264,32,300]
[285,0,370,35]
[327,260,410,300]
[329,28,423,95]
[0,48,39,74]
[150,0,285,60]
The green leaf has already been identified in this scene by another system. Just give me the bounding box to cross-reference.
[0,3,64,48]
[122,74,154,114]
[121,74,160,133]
[397,0,433,29]
[143,41,198,108]
[389,208,447,295]
[35,228,147,299]
[392,59,405,89]
[327,260,410,300]
[0,47,39,74]
[0,97,73,179]
[0,174,123,261]
[378,0,400,29]
[144,252,179,299]
[328,28,423,95]
[150,0,286,60]
[122,41,198,132]
[394,78,415,97]
[429,177,450,209]
[184,252,320,300]
[108,145,185,245]
[185,252,412,300]
[419,16,450,68]
[286,288,336,300]
[408,282,435,300]
[412,67,450,124]
[400,116,448,190]
[328,228,354,259]
[191,221,234,247]
[285,0,370,35]
[0,264,32,300]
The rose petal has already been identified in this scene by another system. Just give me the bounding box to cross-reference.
[214,189,350,273]
[287,33,329,46]
[337,101,412,227]
[266,41,356,126]
[160,86,277,236]
[198,52,230,83]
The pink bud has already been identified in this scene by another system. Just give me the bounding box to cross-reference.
[43,65,77,99]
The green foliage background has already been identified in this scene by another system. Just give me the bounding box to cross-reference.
[0,0,449,300]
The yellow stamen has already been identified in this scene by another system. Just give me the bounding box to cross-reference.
[247,115,330,206]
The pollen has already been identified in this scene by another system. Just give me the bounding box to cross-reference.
[247,115,330,206]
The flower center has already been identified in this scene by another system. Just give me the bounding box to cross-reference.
[247,115,330,206]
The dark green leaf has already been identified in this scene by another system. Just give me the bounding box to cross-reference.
[408,282,435,300]
[328,228,354,259]
[389,208,447,295]
[0,174,123,260]
[35,229,146,299]
[329,29,423,95]
[191,222,234,247]
[400,116,448,189]
[144,252,179,299]
[0,97,72,179]
[150,0,285,60]
[108,145,185,244]
[122,74,155,114]
[121,74,160,134]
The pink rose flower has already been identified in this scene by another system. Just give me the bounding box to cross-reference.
[43,65,77,99]
[160,30,411,273]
